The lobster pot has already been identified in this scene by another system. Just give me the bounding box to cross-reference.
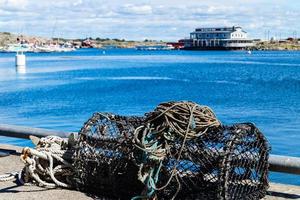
[134,102,270,200]
[156,123,270,200]
[72,113,145,198]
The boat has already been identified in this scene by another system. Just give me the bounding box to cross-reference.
[3,43,32,53]
[136,44,175,51]
[33,44,75,53]
[1,43,76,53]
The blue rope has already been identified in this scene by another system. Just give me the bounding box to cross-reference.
[131,161,163,200]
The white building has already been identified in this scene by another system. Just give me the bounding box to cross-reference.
[184,26,254,50]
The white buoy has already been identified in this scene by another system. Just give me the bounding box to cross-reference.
[15,51,26,74]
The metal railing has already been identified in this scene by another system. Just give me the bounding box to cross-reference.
[269,155,300,175]
[0,124,299,175]
[0,124,70,139]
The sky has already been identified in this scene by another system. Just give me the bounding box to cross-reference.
[0,0,300,41]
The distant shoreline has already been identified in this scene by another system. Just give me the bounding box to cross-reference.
[0,32,166,50]
[1,32,300,51]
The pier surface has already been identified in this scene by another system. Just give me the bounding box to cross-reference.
[1,144,300,200]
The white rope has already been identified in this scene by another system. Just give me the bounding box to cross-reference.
[0,170,27,185]
[0,172,18,182]
[19,135,74,188]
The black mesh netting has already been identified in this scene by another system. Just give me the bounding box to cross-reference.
[72,101,270,200]
[72,113,145,198]
[146,123,270,200]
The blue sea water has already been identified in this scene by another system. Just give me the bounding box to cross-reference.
[0,48,299,185]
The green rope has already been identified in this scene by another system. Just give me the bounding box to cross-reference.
[133,101,221,199]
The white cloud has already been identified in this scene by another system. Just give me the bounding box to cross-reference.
[121,4,152,15]
[0,0,29,10]
[72,0,83,6]
[0,0,299,40]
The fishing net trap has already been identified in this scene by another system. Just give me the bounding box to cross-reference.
[72,113,145,199]
[133,102,270,199]
[14,101,270,200]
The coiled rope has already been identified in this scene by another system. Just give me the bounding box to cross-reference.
[133,101,221,199]
[19,135,74,188]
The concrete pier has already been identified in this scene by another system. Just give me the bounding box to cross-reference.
[1,144,300,200]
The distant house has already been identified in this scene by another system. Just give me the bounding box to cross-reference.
[184,26,254,50]
[82,39,94,48]
[166,39,185,49]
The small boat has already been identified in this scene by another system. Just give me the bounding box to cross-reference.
[136,44,175,51]
[247,50,252,54]
[3,43,32,53]
[34,44,75,53]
